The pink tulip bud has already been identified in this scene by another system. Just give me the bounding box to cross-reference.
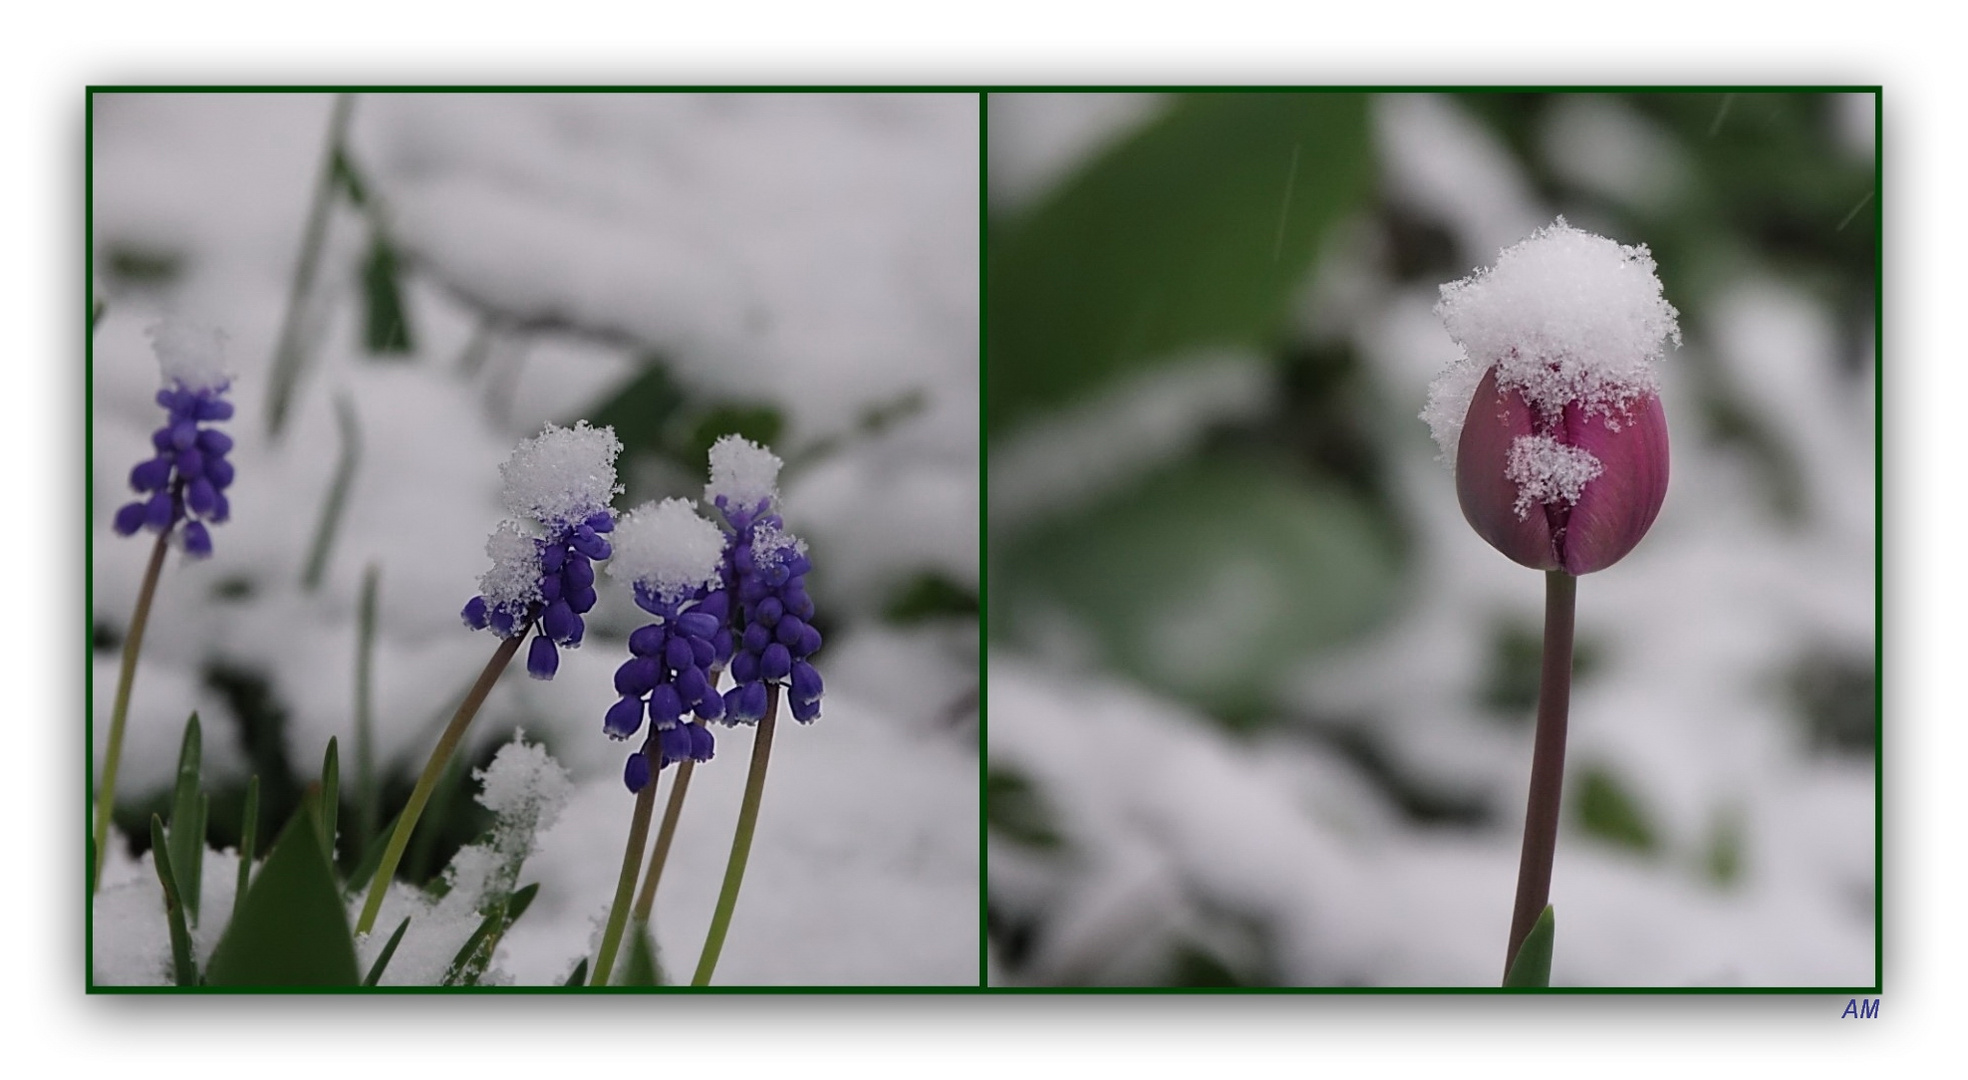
[1423,220,1680,575]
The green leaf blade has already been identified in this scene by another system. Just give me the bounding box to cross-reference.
[1503,905,1556,989]
[205,803,361,987]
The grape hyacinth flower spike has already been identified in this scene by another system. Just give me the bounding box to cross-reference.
[687,435,823,987]
[460,420,626,680]
[1421,219,1679,984]
[112,321,237,557]
[95,320,236,893]
[589,499,729,985]
[707,435,824,727]
[603,499,731,789]
[358,421,623,935]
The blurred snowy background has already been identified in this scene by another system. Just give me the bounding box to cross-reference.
[89,92,979,985]
[986,92,1875,987]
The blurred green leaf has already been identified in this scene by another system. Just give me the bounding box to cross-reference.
[986,766,1062,850]
[989,92,1373,433]
[684,405,783,469]
[167,713,204,924]
[206,802,360,987]
[1502,905,1555,988]
[564,957,590,987]
[1000,456,1400,722]
[148,815,199,987]
[1575,764,1659,854]
[589,358,689,458]
[622,923,662,986]
[362,231,414,355]
[883,572,980,625]
[105,242,185,288]
[1705,804,1746,888]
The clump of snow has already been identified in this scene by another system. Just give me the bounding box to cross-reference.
[478,520,543,614]
[705,433,782,511]
[1425,218,1680,463]
[607,498,725,600]
[752,521,807,571]
[1504,433,1605,517]
[498,420,624,526]
[146,318,232,392]
[356,732,571,986]
[474,729,572,832]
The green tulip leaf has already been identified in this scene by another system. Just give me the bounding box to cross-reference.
[989,92,1372,434]
[1503,905,1556,989]
[999,456,1400,721]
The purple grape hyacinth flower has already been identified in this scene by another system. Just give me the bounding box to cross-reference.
[605,498,729,791]
[704,436,824,726]
[112,322,236,558]
[459,421,624,679]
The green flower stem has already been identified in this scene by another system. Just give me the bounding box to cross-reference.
[632,757,696,924]
[692,687,779,987]
[354,624,528,936]
[92,528,171,894]
[1505,569,1576,978]
[590,766,661,986]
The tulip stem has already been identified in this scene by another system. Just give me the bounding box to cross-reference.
[1505,569,1575,980]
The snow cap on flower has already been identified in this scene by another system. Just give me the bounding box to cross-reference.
[751,521,808,572]
[477,521,544,620]
[499,420,624,527]
[1423,218,1680,468]
[608,498,725,602]
[146,319,233,393]
[704,434,782,514]
[1425,220,1676,576]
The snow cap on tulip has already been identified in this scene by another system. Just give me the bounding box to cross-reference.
[1423,219,1679,575]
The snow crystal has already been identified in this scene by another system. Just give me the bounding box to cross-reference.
[498,420,624,526]
[478,520,543,614]
[607,498,725,599]
[146,318,232,392]
[1426,218,1680,462]
[1504,433,1604,518]
[752,521,808,571]
[474,729,572,835]
[705,434,782,511]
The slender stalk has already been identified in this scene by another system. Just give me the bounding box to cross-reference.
[1504,570,1577,977]
[266,92,354,441]
[633,758,695,923]
[591,767,661,986]
[692,688,779,986]
[353,564,381,858]
[92,529,171,894]
[355,625,528,935]
[300,393,361,591]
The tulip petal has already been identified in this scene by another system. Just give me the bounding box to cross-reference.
[1560,394,1669,575]
[1456,367,1559,571]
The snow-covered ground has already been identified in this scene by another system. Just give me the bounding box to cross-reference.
[89,92,979,986]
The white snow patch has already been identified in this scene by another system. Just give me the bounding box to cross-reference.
[1504,433,1604,517]
[147,318,232,392]
[704,433,782,513]
[498,420,623,527]
[1426,218,1680,461]
[477,520,542,618]
[607,498,725,600]
[752,522,807,571]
